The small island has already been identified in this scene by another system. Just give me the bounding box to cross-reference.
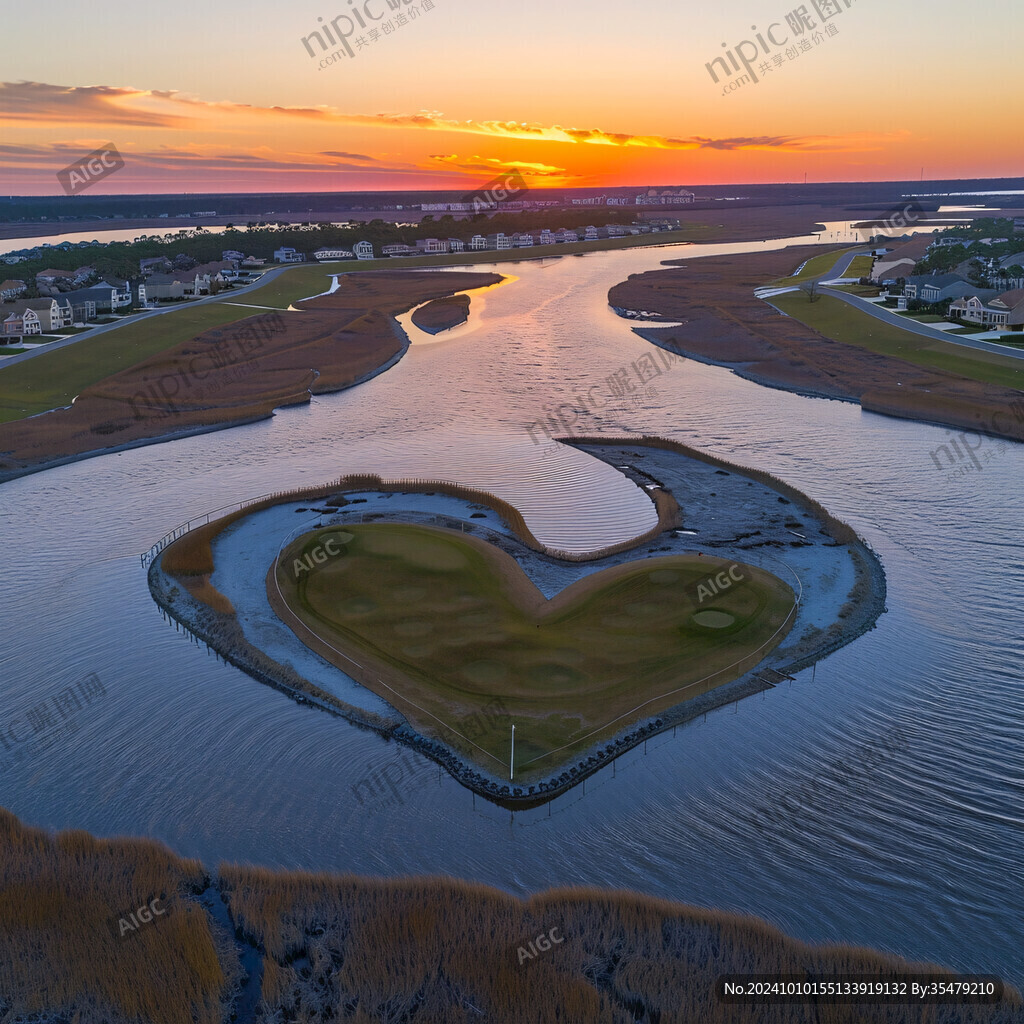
[148,436,886,807]
[410,292,472,334]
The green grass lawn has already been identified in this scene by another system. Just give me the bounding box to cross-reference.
[771,292,1024,390]
[273,523,796,778]
[772,246,860,285]
[846,254,874,279]
[894,312,944,323]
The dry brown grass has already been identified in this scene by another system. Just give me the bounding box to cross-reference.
[0,271,501,476]
[218,866,1021,1024]
[0,808,238,1024]
[2,804,1016,1023]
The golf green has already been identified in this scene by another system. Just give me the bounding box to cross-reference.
[271,523,796,776]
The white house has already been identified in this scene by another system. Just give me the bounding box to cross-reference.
[486,233,512,250]
[416,238,449,254]
[468,235,488,251]
[353,240,375,260]
[948,295,1010,328]
[313,248,355,260]
[446,238,465,253]
[273,247,305,263]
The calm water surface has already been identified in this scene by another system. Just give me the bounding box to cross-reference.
[0,225,1021,987]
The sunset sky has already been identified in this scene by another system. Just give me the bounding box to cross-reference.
[3,0,1023,195]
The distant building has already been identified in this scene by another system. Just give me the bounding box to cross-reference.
[313,248,355,260]
[0,279,26,301]
[139,256,172,275]
[486,233,512,250]
[381,244,417,257]
[353,240,375,260]
[903,273,992,304]
[446,237,465,253]
[468,235,488,251]
[273,247,305,263]
[416,238,450,254]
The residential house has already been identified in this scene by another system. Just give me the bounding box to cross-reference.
[353,240,375,259]
[221,249,246,261]
[537,229,557,246]
[145,269,219,300]
[0,279,26,301]
[468,235,489,251]
[66,279,134,313]
[930,236,971,248]
[381,244,417,257]
[68,296,97,322]
[486,233,512,250]
[446,238,465,253]
[556,228,580,243]
[871,258,916,285]
[583,226,600,240]
[997,251,1024,270]
[948,296,1011,329]
[2,297,71,332]
[273,247,305,263]
[511,232,534,247]
[139,256,173,275]
[987,288,1024,331]
[416,238,450,254]
[2,310,39,338]
[313,248,355,260]
[903,274,996,304]
[35,268,77,286]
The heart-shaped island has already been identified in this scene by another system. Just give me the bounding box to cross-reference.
[270,522,796,780]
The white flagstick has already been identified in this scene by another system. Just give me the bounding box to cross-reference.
[510,723,515,782]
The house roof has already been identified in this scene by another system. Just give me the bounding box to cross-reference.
[883,233,934,263]
[990,288,1024,310]
[0,279,25,290]
[35,268,76,279]
[4,298,57,312]
[907,273,969,289]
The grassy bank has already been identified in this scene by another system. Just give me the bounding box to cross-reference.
[771,292,1024,391]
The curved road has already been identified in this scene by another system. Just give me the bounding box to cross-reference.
[0,263,303,370]
[761,249,1024,361]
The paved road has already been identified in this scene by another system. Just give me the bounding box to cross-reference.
[0,263,302,370]
[762,249,1024,362]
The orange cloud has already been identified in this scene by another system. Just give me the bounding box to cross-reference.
[0,81,896,155]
